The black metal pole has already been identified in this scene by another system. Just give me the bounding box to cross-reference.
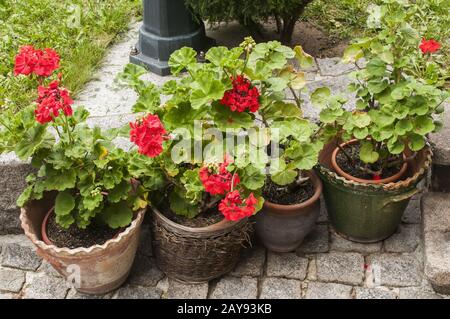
[130,0,214,76]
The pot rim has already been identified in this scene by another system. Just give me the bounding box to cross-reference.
[331,139,408,184]
[263,170,322,212]
[20,205,146,257]
[317,143,432,191]
[41,208,123,247]
[152,206,246,235]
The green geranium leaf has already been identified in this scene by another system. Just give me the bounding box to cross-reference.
[368,109,395,127]
[212,103,254,131]
[190,72,228,109]
[261,101,301,120]
[266,77,289,92]
[168,47,197,75]
[311,87,331,107]
[294,45,315,68]
[320,107,344,124]
[44,169,77,191]
[367,79,389,94]
[408,133,425,151]
[371,125,394,142]
[379,51,394,64]
[14,125,55,160]
[414,116,435,135]
[133,84,160,113]
[290,144,320,170]
[241,165,265,190]
[352,112,371,128]
[387,138,405,155]
[271,168,297,186]
[359,141,379,164]
[342,44,364,64]
[353,127,369,139]
[108,181,132,203]
[55,214,75,229]
[205,46,243,68]
[366,58,386,77]
[181,169,204,204]
[395,119,413,136]
[16,185,33,207]
[82,193,103,211]
[55,191,75,216]
[169,190,199,218]
[101,201,133,229]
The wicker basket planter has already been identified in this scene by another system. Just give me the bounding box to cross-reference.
[151,207,251,283]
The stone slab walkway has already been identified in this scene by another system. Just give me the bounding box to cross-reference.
[0,197,446,299]
[0,23,447,299]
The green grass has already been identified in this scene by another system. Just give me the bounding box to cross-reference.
[0,0,141,110]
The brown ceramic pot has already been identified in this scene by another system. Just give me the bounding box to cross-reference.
[20,193,145,295]
[331,139,408,184]
[255,171,322,252]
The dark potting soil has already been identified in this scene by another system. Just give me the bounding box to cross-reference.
[46,215,118,249]
[159,202,224,228]
[336,143,403,180]
[263,178,315,205]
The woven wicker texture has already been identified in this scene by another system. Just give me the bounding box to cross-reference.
[151,208,252,283]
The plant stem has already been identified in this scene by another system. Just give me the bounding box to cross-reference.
[63,114,73,144]
[288,86,301,108]
[336,140,354,165]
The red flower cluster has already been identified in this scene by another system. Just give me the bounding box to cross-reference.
[419,39,441,54]
[14,46,60,77]
[218,190,258,221]
[220,75,260,113]
[130,114,168,158]
[199,156,240,195]
[35,81,73,124]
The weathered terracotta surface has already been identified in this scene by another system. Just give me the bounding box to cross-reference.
[331,139,408,184]
[20,193,145,294]
[255,171,322,252]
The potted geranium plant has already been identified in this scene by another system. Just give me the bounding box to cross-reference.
[236,40,324,252]
[0,46,148,294]
[118,40,273,282]
[314,0,448,242]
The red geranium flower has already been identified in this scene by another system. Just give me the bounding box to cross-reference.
[130,114,168,158]
[199,155,240,195]
[14,46,40,76]
[35,80,73,124]
[221,75,260,113]
[219,190,258,221]
[34,48,60,77]
[419,39,441,54]
[14,46,60,77]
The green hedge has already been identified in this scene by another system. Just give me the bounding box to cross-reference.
[185,0,314,44]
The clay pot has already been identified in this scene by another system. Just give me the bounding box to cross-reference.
[20,193,145,295]
[331,139,408,184]
[255,171,322,252]
[317,139,432,242]
[151,207,251,283]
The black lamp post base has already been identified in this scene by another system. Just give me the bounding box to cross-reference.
[130,27,214,76]
[130,0,215,76]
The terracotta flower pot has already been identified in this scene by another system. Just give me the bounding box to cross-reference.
[255,171,322,252]
[151,207,251,283]
[20,193,145,295]
[331,139,408,184]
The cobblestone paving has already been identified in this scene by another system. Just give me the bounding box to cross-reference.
[0,198,445,299]
[0,24,446,299]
